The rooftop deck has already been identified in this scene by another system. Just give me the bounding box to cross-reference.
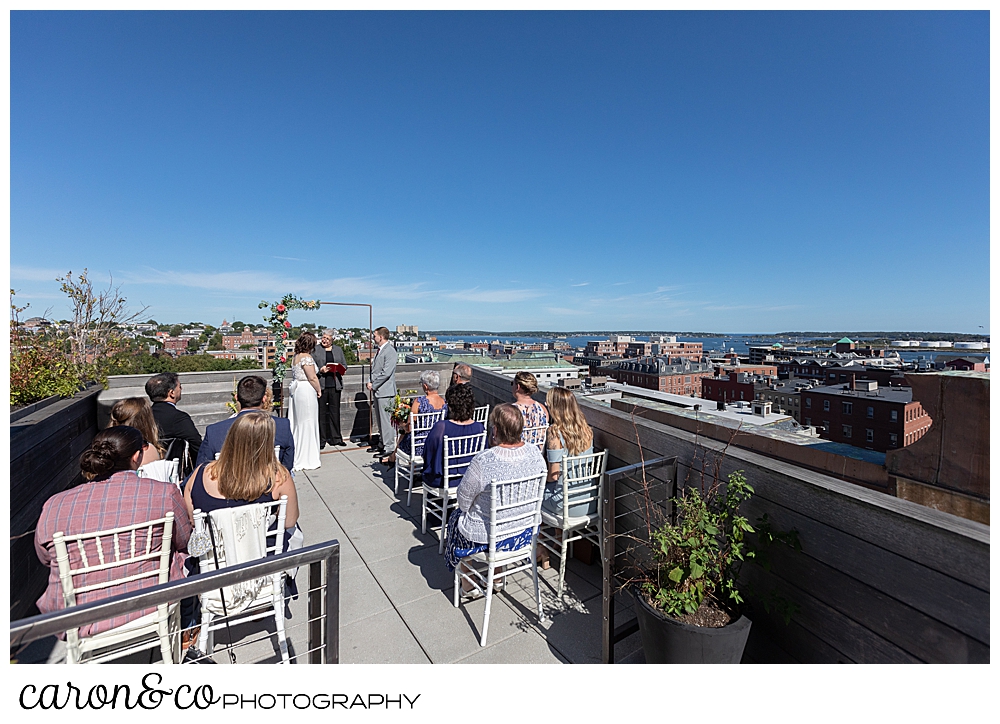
[17,444,643,665]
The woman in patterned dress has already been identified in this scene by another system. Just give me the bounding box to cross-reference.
[511,371,548,449]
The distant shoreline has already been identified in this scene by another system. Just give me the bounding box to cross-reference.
[423,331,990,341]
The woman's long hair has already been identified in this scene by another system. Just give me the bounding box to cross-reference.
[109,397,163,455]
[208,411,280,502]
[546,387,593,456]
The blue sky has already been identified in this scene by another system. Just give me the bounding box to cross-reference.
[10,11,989,333]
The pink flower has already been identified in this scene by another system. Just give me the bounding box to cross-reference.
[280,355,286,363]
[281,332,288,339]
[276,304,286,312]
[284,320,292,328]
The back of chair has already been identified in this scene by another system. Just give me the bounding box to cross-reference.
[137,459,180,487]
[487,472,546,550]
[52,513,176,609]
[193,497,287,615]
[409,409,446,457]
[442,431,487,488]
[473,405,490,424]
[161,438,192,475]
[560,450,607,519]
[522,424,548,452]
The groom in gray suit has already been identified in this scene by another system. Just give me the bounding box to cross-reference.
[366,326,397,455]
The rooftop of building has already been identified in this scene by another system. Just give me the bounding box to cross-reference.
[806,383,914,403]
[601,357,714,375]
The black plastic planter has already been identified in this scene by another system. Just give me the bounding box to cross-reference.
[634,592,751,664]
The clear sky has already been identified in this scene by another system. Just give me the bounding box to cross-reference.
[9,11,989,334]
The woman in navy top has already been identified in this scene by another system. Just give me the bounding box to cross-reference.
[422,383,485,488]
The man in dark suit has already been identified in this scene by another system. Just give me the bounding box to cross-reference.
[195,375,295,471]
[146,372,202,475]
[312,328,348,449]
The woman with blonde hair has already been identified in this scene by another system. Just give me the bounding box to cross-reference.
[542,386,595,516]
[511,371,548,447]
[183,410,299,530]
[109,397,163,467]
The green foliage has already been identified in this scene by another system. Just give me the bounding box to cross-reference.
[133,353,260,374]
[187,337,201,352]
[643,470,756,618]
[336,341,358,365]
[207,333,224,351]
[168,324,184,337]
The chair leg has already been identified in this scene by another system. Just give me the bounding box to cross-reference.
[437,501,448,555]
[453,565,461,608]
[157,604,175,664]
[273,576,290,664]
[481,564,495,647]
[421,493,429,534]
[530,542,544,621]
[394,463,400,494]
[406,467,414,507]
[558,530,569,596]
[202,604,215,656]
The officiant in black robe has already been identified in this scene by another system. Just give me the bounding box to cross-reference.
[313,329,348,448]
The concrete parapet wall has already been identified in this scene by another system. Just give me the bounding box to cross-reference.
[469,366,990,663]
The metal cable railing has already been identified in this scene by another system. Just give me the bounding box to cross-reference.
[10,540,340,665]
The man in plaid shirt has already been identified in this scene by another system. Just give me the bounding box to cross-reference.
[34,469,192,637]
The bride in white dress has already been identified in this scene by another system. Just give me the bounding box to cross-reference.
[288,332,322,471]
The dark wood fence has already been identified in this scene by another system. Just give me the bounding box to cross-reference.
[10,386,102,621]
[470,367,990,663]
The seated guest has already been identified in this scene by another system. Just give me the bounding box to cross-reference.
[195,375,295,472]
[511,371,548,446]
[146,372,202,473]
[109,397,164,467]
[542,386,596,516]
[380,369,448,466]
[444,404,547,583]
[421,383,485,488]
[184,411,299,540]
[451,363,472,386]
[34,426,192,637]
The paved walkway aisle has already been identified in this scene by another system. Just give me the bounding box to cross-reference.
[300,446,633,664]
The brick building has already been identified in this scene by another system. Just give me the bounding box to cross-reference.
[713,363,778,378]
[654,341,704,362]
[937,355,988,372]
[598,357,714,395]
[754,379,811,422]
[223,327,272,350]
[701,371,756,404]
[799,381,932,453]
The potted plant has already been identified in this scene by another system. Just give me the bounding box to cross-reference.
[633,469,756,664]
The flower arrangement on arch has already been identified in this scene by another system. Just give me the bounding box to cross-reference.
[258,294,320,379]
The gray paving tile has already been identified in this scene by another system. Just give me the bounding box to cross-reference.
[455,629,567,664]
[395,589,527,663]
[348,516,437,564]
[339,564,394,627]
[331,497,417,534]
[338,609,430,664]
[502,566,599,621]
[366,546,455,608]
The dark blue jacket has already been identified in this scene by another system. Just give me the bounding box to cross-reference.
[195,410,295,471]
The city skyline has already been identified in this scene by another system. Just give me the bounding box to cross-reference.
[10,11,989,333]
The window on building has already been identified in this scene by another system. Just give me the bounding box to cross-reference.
[805,398,812,408]
[890,410,898,423]
[842,401,853,415]
[889,433,898,447]
[867,406,874,419]
[739,392,744,400]
[805,417,811,427]
[823,420,830,432]
[866,429,874,443]
[823,400,830,412]
[842,425,852,438]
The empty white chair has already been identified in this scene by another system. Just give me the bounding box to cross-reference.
[423,431,487,554]
[537,450,607,595]
[395,408,446,506]
[473,405,490,424]
[137,459,180,487]
[52,513,180,664]
[191,496,290,663]
[522,424,548,453]
[453,472,547,647]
